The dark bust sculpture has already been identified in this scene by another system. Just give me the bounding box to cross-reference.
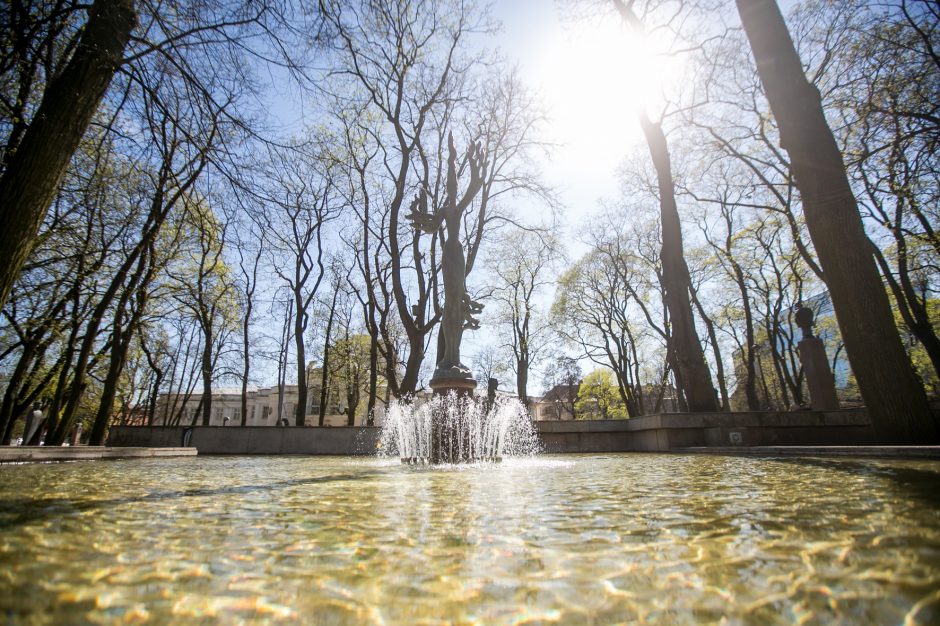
[407,133,487,381]
[795,306,816,340]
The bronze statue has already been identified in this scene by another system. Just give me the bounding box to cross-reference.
[407,133,487,380]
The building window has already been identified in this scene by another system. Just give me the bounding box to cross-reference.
[262,406,270,420]
[251,406,256,421]
[233,409,240,422]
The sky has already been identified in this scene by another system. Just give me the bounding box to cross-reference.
[491,0,796,245]
[258,0,701,393]
[493,0,651,243]
[266,0,699,253]
[462,0,687,389]
[255,0,798,394]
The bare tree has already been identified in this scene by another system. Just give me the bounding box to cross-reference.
[542,356,583,420]
[0,0,136,311]
[554,234,656,418]
[836,0,940,383]
[260,142,340,426]
[487,229,560,408]
[316,261,346,426]
[169,199,238,429]
[607,0,719,411]
[736,0,938,442]
[235,228,263,426]
[320,2,552,396]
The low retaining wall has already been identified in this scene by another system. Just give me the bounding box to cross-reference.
[0,446,196,463]
[537,410,876,453]
[108,425,381,455]
[109,410,875,455]
[679,446,940,459]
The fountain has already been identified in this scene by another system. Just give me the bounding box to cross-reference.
[406,133,505,463]
[379,394,542,464]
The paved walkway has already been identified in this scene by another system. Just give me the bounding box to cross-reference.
[0,446,197,463]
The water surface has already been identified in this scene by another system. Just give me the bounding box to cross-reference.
[1,454,938,624]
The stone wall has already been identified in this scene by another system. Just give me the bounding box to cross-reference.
[108,425,382,455]
[109,409,876,455]
[536,410,875,453]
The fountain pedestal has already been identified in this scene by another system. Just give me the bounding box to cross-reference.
[428,375,477,463]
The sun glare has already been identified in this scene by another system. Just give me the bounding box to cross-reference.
[535,19,685,161]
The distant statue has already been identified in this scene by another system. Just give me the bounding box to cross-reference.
[407,133,487,380]
[485,377,498,414]
[794,305,840,411]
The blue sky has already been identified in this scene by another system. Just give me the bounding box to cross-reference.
[251,0,803,393]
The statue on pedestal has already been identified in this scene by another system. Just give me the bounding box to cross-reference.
[407,133,487,383]
[795,305,840,411]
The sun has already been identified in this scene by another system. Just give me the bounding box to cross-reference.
[534,17,686,160]
[493,3,689,228]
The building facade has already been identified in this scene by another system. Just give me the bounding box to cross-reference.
[153,363,392,427]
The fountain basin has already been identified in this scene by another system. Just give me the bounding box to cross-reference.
[1,454,938,624]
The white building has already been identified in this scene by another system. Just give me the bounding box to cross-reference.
[154,383,395,427]
[152,369,579,427]
[153,363,392,427]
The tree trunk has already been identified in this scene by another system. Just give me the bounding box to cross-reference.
[240,320,250,427]
[639,113,718,412]
[42,321,81,444]
[735,265,760,411]
[319,288,338,427]
[366,333,379,426]
[516,356,529,409]
[241,300,252,427]
[276,298,292,424]
[140,335,164,427]
[0,0,136,311]
[722,256,760,410]
[737,0,938,443]
[399,331,425,396]
[89,306,131,445]
[689,284,730,410]
[147,372,162,427]
[89,247,155,445]
[0,340,37,442]
[294,295,307,427]
[346,373,359,427]
[48,242,147,444]
[874,246,940,382]
[240,247,260,427]
[201,322,213,427]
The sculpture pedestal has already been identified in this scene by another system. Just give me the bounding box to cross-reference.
[428,376,477,463]
[798,337,840,411]
[429,375,477,396]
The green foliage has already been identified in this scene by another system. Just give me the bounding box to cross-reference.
[897,299,940,396]
[575,369,627,420]
[328,333,376,417]
[170,197,242,334]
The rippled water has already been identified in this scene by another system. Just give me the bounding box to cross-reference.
[1,454,939,625]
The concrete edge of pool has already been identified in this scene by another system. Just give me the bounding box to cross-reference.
[677,445,940,459]
[0,446,197,463]
[99,408,940,460]
[4,443,939,463]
